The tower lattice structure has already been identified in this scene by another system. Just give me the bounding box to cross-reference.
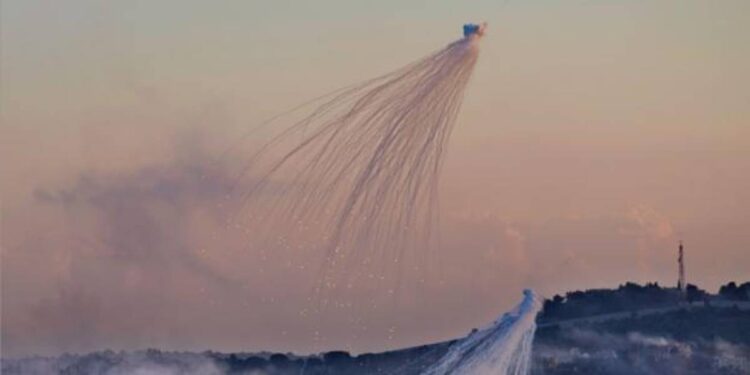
[677,241,686,295]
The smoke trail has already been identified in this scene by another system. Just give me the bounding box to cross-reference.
[423,290,542,375]
[235,24,486,293]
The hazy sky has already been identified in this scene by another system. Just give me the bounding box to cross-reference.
[2,0,749,358]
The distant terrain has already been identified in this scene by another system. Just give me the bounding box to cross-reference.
[533,281,750,374]
[4,281,749,375]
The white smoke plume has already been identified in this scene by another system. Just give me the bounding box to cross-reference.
[423,289,541,375]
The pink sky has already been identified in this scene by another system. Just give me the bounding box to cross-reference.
[2,0,749,358]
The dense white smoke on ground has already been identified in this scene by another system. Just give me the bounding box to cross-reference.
[234,25,485,296]
[423,290,542,375]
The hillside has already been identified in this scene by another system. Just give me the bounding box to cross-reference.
[3,281,749,375]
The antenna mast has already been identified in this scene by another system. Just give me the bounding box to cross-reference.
[677,241,686,296]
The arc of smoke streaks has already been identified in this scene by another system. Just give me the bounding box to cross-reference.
[236,28,483,292]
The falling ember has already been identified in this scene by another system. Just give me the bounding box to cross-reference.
[236,24,486,293]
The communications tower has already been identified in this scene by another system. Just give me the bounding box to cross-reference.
[677,241,686,296]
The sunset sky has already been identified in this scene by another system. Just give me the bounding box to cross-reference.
[2,0,749,358]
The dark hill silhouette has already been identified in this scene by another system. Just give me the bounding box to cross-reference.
[3,281,748,374]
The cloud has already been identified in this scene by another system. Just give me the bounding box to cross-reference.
[626,205,674,240]
[32,134,238,285]
[509,207,678,295]
[0,122,684,358]
[1,128,272,356]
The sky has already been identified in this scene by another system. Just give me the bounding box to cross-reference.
[2,0,749,358]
